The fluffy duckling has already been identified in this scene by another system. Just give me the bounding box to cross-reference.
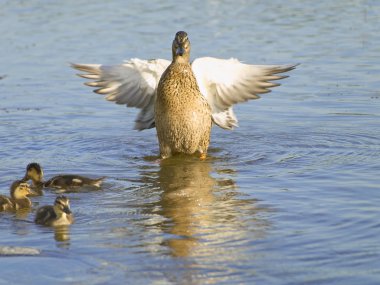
[23,162,105,190]
[21,162,44,195]
[0,180,32,212]
[72,31,297,159]
[34,195,73,226]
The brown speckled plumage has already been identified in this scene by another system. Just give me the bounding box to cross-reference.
[155,32,212,158]
[35,195,73,226]
[23,162,105,191]
[71,31,298,159]
[0,181,31,212]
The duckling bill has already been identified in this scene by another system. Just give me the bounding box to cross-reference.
[23,162,105,190]
[72,31,298,159]
[35,195,73,226]
[0,180,32,212]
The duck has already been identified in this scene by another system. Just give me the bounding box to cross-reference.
[23,162,105,190]
[0,180,32,212]
[71,31,298,159]
[34,195,73,226]
[21,162,45,195]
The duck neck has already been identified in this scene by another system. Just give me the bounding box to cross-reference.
[12,190,26,200]
[53,206,65,218]
[173,54,190,65]
[32,181,45,195]
[31,179,44,188]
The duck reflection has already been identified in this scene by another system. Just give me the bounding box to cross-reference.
[8,208,33,237]
[14,207,32,220]
[158,156,215,257]
[150,156,270,258]
[54,225,71,243]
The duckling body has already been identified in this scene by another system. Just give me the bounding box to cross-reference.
[23,163,105,190]
[35,195,73,226]
[44,174,104,189]
[0,181,31,212]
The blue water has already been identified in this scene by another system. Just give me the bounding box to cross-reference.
[1,0,380,284]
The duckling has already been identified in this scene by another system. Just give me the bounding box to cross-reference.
[71,31,298,159]
[34,195,73,226]
[21,162,44,195]
[0,180,32,212]
[23,162,105,190]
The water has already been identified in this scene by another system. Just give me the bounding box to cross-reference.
[1,0,379,284]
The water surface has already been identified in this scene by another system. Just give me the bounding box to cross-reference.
[0,0,379,284]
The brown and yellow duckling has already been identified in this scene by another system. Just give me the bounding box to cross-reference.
[34,195,73,226]
[23,162,105,191]
[0,180,32,212]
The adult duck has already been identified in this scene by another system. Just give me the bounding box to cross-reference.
[72,31,297,159]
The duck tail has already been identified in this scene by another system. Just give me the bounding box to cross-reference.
[91,177,106,188]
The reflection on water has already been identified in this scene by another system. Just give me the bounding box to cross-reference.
[32,224,71,247]
[158,157,217,257]
[137,155,271,268]
[9,208,32,237]
[54,225,71,243]
[1,0,379,283]
[14,207,32,220]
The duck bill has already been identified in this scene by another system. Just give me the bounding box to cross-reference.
[63,207,72,215]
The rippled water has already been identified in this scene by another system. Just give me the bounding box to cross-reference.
[1,0,380,284]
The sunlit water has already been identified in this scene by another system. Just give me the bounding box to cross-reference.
[1,0,379,284]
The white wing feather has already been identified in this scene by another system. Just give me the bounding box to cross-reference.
[191,57,298,130]
[71,58,170,130]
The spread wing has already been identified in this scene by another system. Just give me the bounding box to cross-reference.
[191,57,298,130]
[71,58,171,130]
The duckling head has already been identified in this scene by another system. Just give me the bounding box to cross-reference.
[23,162,44,185]
[172,31,191,63]
[10,180,32,199]
[53,195,72,216]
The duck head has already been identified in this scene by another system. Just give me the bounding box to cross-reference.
[10,180,32,199]
[23,162,44,186]
[172,31,191,63]
[53,195,72,216]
